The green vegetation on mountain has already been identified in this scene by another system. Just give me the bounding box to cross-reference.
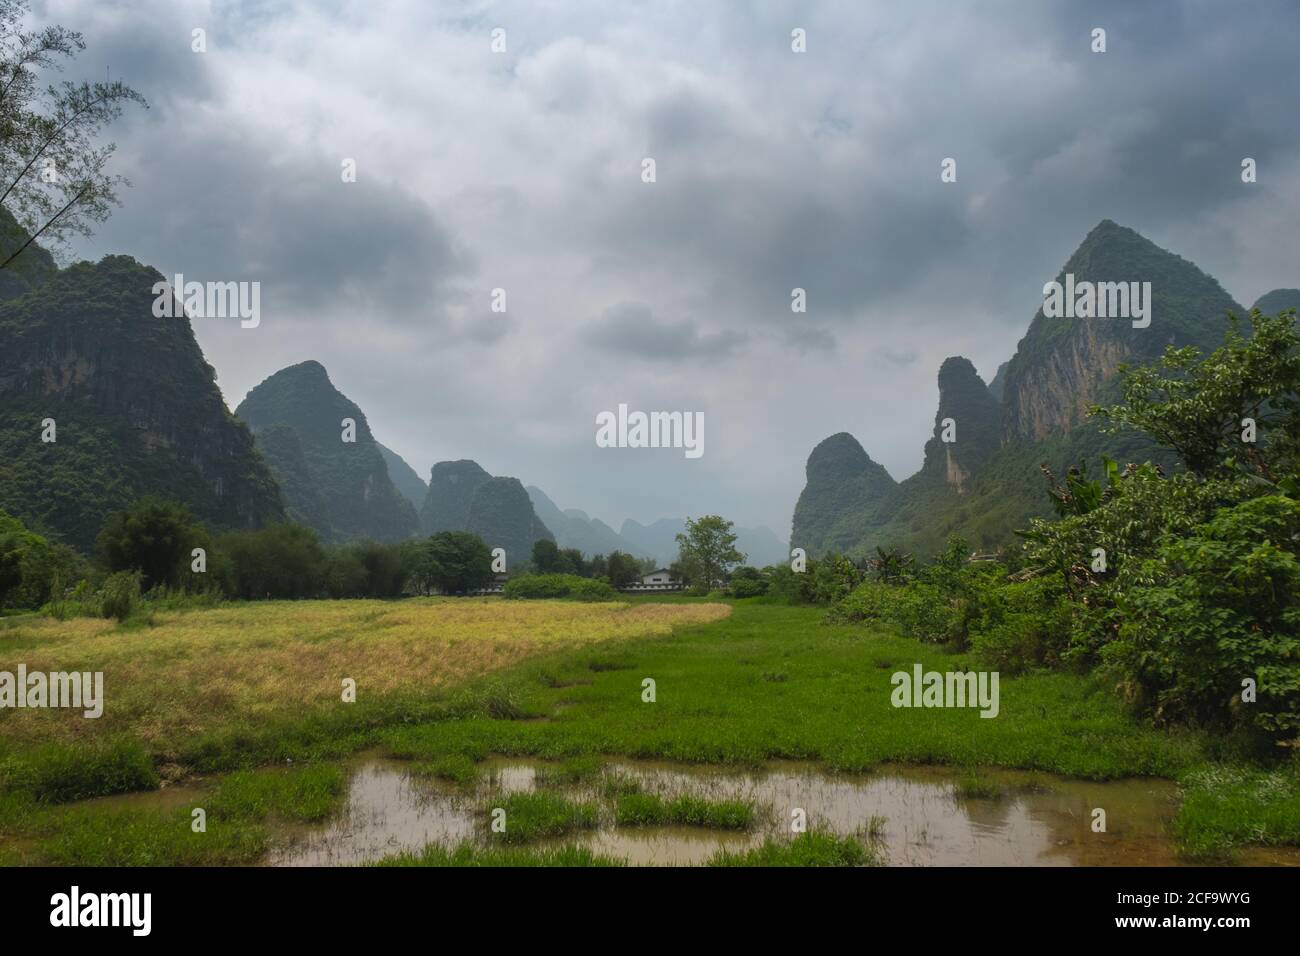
[420,459,491,534]
[378,442,427,510]
[0,239,285,551]
[465,476,555,568]
[790,433,897,556]
[235,361,417,544]
[792,220,1259,559]
[1252,289,1300,315]
[419,461,553,567]
[252,424,332,534]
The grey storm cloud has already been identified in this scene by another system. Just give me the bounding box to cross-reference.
[584,303,747,360]
[58,0,1300,534]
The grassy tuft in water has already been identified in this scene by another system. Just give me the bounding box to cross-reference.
[708,830,881,867]
[373,842,624,867]
[614,793,755,830]
[486,792,600,844]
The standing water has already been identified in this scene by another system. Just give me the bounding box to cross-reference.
[263,757,1299,867]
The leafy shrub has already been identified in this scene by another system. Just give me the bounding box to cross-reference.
[824,579,893,625]
[729,566,769,598]
[4,739,158,803]
[1103,496,1300,742]
[215,523,327,599]
[99,570,141,621]
[503,574,616,601]
[767,560,820,604]
[968,578,1072,674]
[97,497,210,592]
[811,554,866,604]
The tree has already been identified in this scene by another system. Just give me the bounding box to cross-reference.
[729,565,769,598]
[0,506,82,607]
[215,523,326,599]
[416,531,493,595]
[674,515,745,593]
[559,547,586,576]
[605,550,640,588]
[531,538,562,573]
[97,497,210,591]
[1092,309,1300,487]
[0,0,146,267]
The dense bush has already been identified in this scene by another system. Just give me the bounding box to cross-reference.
[828,539,1071,671]
[1105,495,1300,737]
[97,497,211,592]
[0,509,85,609]
[215,523,327,599]
[409,531,493,595]
[503,574,617,601]
[728,566,769,598]
[99,570,142,621]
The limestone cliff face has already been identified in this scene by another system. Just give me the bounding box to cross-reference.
[1000,220,1242,442]
[0,247,285,549]
[918,357,1000,494]
[786,220,1249,560]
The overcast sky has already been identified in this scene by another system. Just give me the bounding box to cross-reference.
[51,0,1300,535]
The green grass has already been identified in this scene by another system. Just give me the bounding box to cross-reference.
[534,755,605,786]
[384,604,1205,780]
[709,831,881,867]
[486,792,600,844]
[208,764,346,823]
[1,739,158,803]
[374,842,624,867]
[38,807,267,866]
[413,754,482,786]
[1173,763,1300,860]
[6,598,1294,864]
[953,771,1005,800]
[614,793,755,830]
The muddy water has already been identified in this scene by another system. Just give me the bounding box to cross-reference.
[260,757,1298,867]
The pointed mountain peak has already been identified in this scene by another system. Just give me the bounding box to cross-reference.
[1000,222,1243,441]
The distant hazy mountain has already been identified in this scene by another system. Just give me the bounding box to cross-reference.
[790,219,1251,559]
[377,443,427,510]
[527,486,648,558]
[236,361,418,543]
[0,209,284,549]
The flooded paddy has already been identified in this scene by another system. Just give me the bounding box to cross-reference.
[256,756,1300,867]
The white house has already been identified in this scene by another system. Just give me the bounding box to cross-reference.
[641,568,675,586]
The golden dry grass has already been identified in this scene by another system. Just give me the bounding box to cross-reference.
[0,598,730,748]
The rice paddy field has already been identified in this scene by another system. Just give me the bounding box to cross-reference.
[1,597,1297,867]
